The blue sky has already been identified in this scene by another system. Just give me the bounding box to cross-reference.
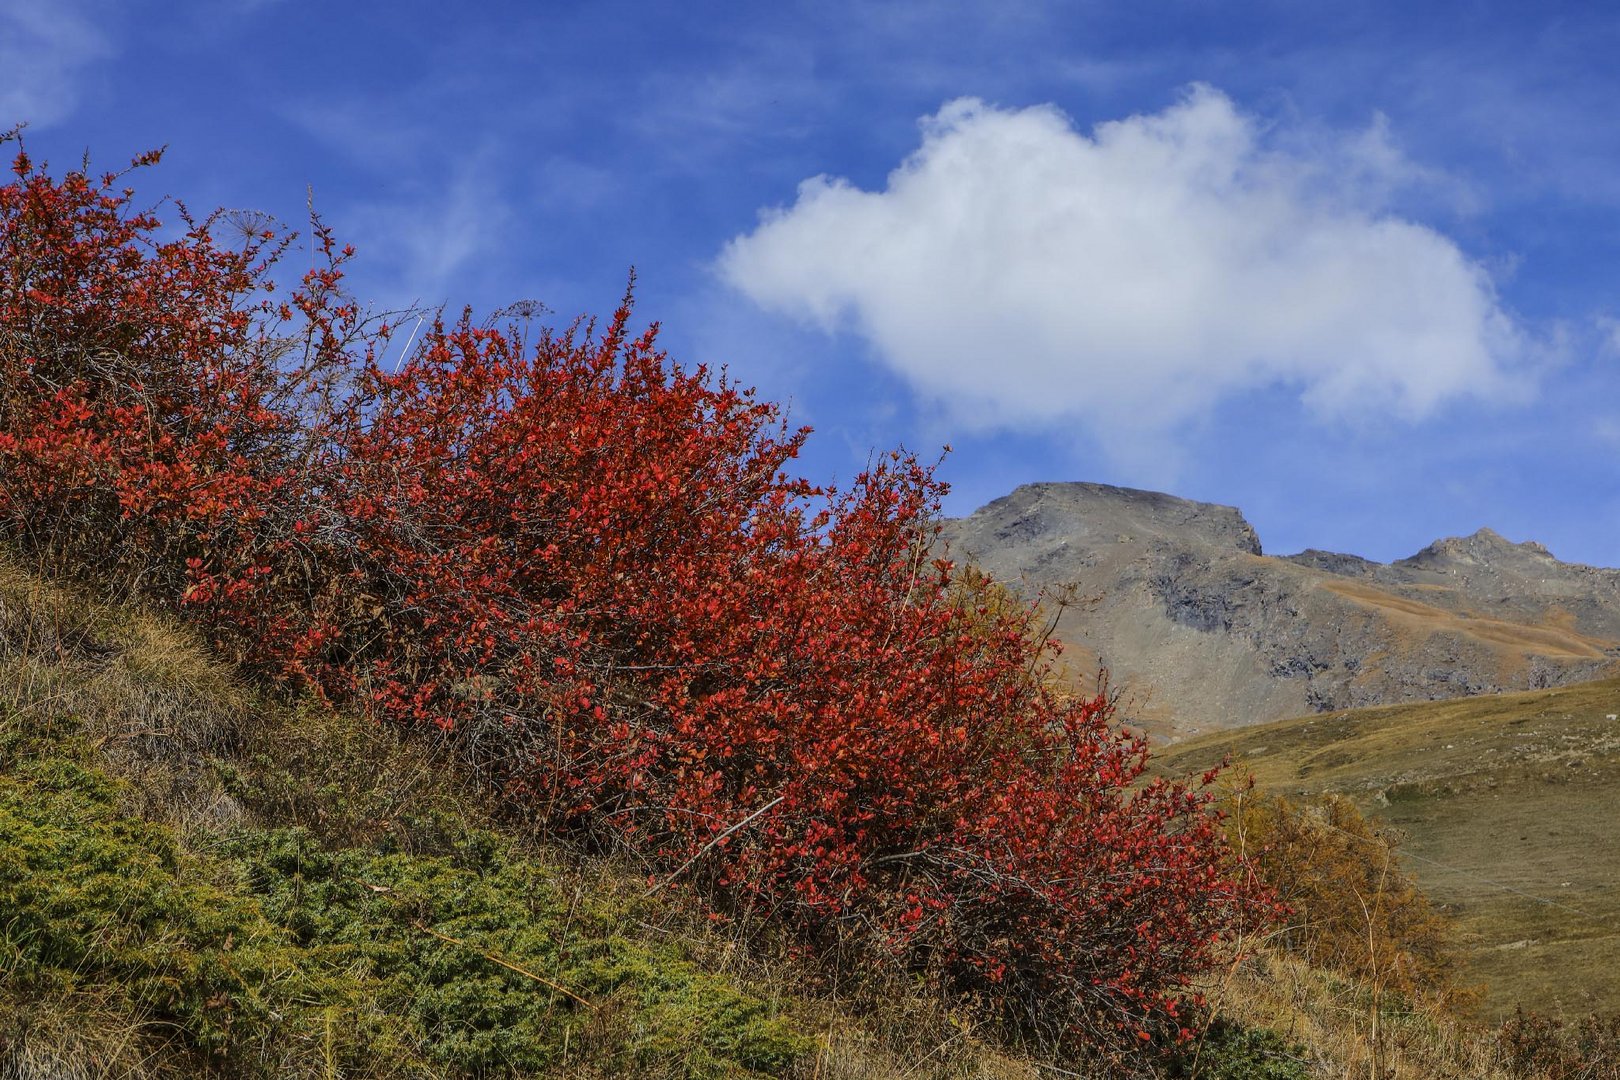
[6,0,1620,565]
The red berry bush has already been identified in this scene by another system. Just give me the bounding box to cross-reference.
[0,140,1269,1052]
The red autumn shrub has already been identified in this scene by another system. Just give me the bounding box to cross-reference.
[0,140,369,656]
[0,139,1271,1052]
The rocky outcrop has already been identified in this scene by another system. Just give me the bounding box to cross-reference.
[941,483,1620,742]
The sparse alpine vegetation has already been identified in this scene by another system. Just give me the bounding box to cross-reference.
[1158,685,1620,1079]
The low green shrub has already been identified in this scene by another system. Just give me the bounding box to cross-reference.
[0,720,809,1077]
[224,826,810,1076]
[1164,1020,1310,1080]
[0,727,406,1074]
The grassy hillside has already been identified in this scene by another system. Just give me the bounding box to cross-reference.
[0,557,1068,1079]
[1155,678,1620,1020]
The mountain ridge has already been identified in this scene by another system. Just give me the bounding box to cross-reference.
[942,482,1620,740]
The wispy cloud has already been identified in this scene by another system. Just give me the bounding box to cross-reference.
[622,36,823,174]
[343,156,513,309]
[0,0,113,129]
[283,96,435,174]
[719,86,1536,470]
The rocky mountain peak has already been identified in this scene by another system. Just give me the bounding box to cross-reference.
[958,482,1263,558]
[1398,527,1556,570]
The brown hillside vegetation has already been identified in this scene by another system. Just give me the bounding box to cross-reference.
[1317,579,1612,661]
[1156,677,1620,1020]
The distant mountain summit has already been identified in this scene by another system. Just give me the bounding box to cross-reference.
[942,483,1620,741]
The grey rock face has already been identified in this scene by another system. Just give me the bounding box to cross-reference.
[941,483,1620,741]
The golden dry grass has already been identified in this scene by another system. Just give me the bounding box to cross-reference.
[1315,580,1613,660]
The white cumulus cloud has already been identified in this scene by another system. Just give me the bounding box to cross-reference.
[718,87,1530,462]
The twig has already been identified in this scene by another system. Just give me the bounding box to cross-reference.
[411,920,597,1010]
[644,795,784,898]
[392,314,426,373]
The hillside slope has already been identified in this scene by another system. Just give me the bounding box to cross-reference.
[0,559,1053,1080]
[942,483,1620,739]
[1154,676,1620,1019]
